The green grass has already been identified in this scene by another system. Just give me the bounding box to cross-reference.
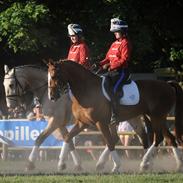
[1,174,183,183]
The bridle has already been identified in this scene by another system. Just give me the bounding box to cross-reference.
[5,68,27,104]
[5,67,47,105]
[48,63,68,98]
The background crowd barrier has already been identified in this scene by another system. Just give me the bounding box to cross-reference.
[0,117,177,161]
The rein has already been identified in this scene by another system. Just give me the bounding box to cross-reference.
[5,66,47,103]
[5,68,26,100]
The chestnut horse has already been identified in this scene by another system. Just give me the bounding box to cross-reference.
[47,60,183,172]
[4,65,151,172]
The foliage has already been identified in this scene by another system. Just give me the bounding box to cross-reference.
[170,48,183,62]
[0,0,182,73]
[0,1,54,53]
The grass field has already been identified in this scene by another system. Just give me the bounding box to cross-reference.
[0,151,183,182]
[1,174,183,183]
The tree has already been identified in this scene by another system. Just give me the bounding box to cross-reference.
[0,1,59,66]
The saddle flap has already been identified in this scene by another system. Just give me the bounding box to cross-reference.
[102,76,140,105]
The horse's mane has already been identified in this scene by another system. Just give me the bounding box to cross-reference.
[14,64,47,71]
[61,60,99,79]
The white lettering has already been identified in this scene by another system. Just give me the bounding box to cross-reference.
[0,125,43,141]
[15,126,19,140]
[30,130,40,141]
[21,126,24,140]
[0,131,3,136]
[26,126,29,140]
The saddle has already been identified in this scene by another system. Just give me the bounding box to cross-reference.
[102,76,140,105]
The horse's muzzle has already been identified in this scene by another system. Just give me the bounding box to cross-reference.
[50,96,57,102]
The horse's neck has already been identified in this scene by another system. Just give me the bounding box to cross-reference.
[63,62,101,98]
[17,67,47,97]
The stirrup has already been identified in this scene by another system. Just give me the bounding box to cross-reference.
[110,114,119,125]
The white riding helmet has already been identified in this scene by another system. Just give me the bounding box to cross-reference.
[67,24,83,36]
[110,18,128,32]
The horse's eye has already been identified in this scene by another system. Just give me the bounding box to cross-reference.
[51,75,56,80]
[9,84,14,89]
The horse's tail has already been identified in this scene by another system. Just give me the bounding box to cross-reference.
[168,81,183,145]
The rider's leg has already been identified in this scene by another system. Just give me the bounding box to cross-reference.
[110,68,130,124]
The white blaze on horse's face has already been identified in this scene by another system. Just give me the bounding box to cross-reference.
[4,72,17,108]
[48,72,51,100]
[47,66,60,102]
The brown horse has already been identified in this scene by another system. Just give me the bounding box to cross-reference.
[47,59,183,172]
[4,65,151,173]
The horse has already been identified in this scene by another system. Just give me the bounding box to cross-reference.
[47,59,183,172]
[0,65,9,117]
[3,65,151,173]
[3,65,84,171]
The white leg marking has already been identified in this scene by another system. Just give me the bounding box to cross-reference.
[172,147,183,170]
[70,150,81,166]
[58,142,70,168]
[29,146,39,162]
[96,146,110,168]
[111,150,121,172]
[140,143,156,170]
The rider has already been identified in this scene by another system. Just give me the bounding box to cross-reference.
[67,24,90,69]
[99,18,132,124]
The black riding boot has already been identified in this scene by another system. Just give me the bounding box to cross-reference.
[110,95,119,125]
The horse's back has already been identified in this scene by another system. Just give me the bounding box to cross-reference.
[136,79,176,115]
[136,79,175,96]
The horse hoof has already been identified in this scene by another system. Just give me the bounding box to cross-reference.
[58,163,66,171]
[112,165,120,173]
[140,162,151,172]
[74,165,83,171]
[96,163,104,171]
[25,161,35,172]
[176,163,183,172]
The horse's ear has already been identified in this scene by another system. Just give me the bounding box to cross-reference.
[57,59,67,64]
[4,65,9,74]
[48,58,54,63]
[42,58,54,67]
[42,59,48,65]
[57,59,63,64]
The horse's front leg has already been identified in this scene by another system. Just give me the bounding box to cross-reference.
[25,116,57,171]
[96,122,121,173]
[58,122,88,171]
[96,123,119,171]
[57,125,85,171]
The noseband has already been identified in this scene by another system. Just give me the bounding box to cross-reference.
[5,67,47,104]
[5,68,26,103]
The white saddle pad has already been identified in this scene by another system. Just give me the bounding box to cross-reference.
[102,77,140,105]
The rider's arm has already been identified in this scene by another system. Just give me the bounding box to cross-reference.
[79,44,90,69]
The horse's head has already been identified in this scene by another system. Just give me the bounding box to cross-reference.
[3,65,28,108]
[47,60,62,102]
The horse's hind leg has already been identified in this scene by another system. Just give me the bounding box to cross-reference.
[140,116,164,171]
[96,122,121,173]
[162,127,183,171]
[25,117,57,171]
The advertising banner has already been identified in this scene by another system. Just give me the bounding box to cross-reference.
[0,120,65,148]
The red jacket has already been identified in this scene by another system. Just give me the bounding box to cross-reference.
[100,37,131,70]
[67,41,90,69]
